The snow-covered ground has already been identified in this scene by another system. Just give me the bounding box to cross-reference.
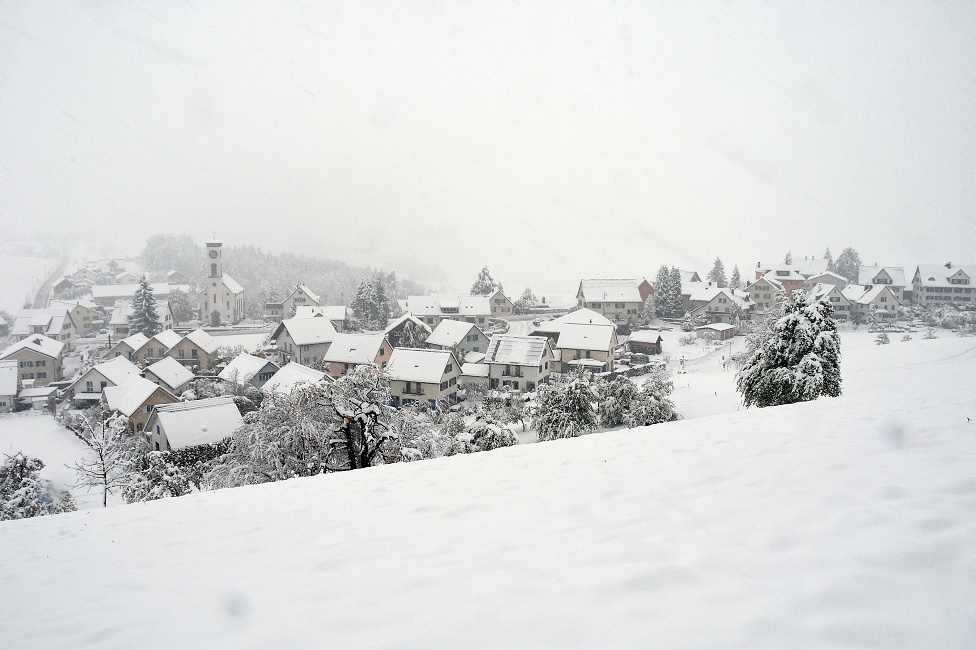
[2,336,973,648]
[211,332,271,354]
[0,255,60,312]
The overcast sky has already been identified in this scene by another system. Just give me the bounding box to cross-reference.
[2,2,973,294]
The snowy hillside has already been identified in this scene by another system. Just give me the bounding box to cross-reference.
[2,337,974,648]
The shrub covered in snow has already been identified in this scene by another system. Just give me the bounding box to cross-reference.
[534,375,598,441]
[597,376,639,428]
[123,452,192,503]
[876,332,890,345]
[1,453,76,520]
[736,289,842,408]
[625,368,678,427]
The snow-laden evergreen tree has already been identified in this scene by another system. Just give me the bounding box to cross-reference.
[597,375,639,428]
[834,247,862,283]
[386,271,404,319]
[534,374,597,441]
[707,257,727,288]
[1,452,76,520]
[875,332,890,345]
[639,294,655,326]
[128,276,162,337]
[71,414,145,507]
[351,278,375,329]
[784,251,793,265]
[513,288,538,315]
[824,248,834,272]
[167,289,194,325]
[736,289,842,408]
[399,321,429,348]
[457,414,519,452]
[668,266,684,317]
[470,266,499,296]
[122,452,192,502]
[370,271,391,330]
[654,266,671,317]
[625,368,678,427]
[729,265,741,291]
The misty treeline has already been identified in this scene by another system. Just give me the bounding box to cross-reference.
[140,233,426,318]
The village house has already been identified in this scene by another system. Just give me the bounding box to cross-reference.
[166,269,194,287]
[272,317,338,366]
[115,271,139,285]
[689,285,753,324]
[761,266,805,295]
[554,323,618,374]
[842,285,902,321]
[143,357,196,396]
[322,333,392,378]
[755,257,830,280]
[858,266,907,302]
[67,356,141,403]
[627,330,663,355]
[109,299,175,338]
[294,305,349,332]
[261,362,329,396]
[911,264,976,306]
[809,283,853,319]
[385,348,461,409]
[50,300,102,336]
[677,271,703,313]
[0,335,64,388]
[263,301,285,321]
[134,329,183,367]
[281,284,322,318]
[384,313,432,348]
[91,283,188,310]
[146,396,243,452]
[103,376,178,433]
[399,294,495,328]
[103,332,149,362]
[165,328,221,371]
[487,290,515,319]
[459,362,489,387]
[696,323,735,341]
[11,307,75,351]
[218,353,279,391]
[198,241,245,326]
[529,308,614,344]
[0,361,20,412]
[803,271,849,290]
[576,279,653,325]
[743,276,784,314]
[424,319,489,356]
[483,334,555,391]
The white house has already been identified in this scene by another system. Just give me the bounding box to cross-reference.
[399,294,495,329]
[842,285,902,321]
[809,283,853,319]
[294,305,349,332]
[911,264,976,306]
[143,357,195,396]
[166,329,221,371]
[282,284,322,317]
[744,276,784,314]
[198,241,245,326]
[425,319,489,356]
[103,376,178,433]
[322,333,392,378]
[103,332,149,361]
[0,335,65,387]
[576,279,653,325]
[272,317,338,366]
[218,353,279,390]
[483,335,555,392]
[858,266,907,302]
[261,362,329,396]
[67,356,142,402]
[0,361,20,412]
[11,307,75,351]
[553,323,617,374]
[386,348,461,409]
[688,286,753,324]
[146,396,243,452]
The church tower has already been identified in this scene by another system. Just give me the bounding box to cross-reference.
[206,242,223,279]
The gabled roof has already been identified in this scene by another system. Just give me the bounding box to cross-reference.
[10,307,72,337]
[218,354,278,385]
[805,271,849,285]
[261,363,329,395]
[92,283,179,301]
[627,330,664,345]
[220,274,244,295]
[484,335,551,366]
[757,258,830,278]
[553,308,614,327]
[144,357,195,391]
[688,285,751,307]
[402,295,492,318]
[554,323,616,351]
[764,267,805,282]
[386,348,457,384]
[384,313,431,334]
[184,329,221,354]
[323,333,387,365]
[148,396,242,449]
[74,356,142,388]
[842,284,901,306]
[291,284,321,305]
[460,362,490,378]
[0,335,65,360]
[679,270,702,287]
[425,319,481,348]
[148,329,183,350]
[294,305,347,321]
[110,301,133,326]
[274,317,338,346]
[120,332,150,351]
[912,264,976,288]
[809,283,849,304]
[577,279,646,303]
[858,266,906,287]
[103,376,175,417]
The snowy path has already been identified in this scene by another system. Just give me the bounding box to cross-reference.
[1,337,973,648]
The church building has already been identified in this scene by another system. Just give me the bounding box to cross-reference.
[198,242,245,326]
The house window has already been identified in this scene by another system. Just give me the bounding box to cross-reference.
[86,381,93,392]
[100,381,107,389]
[178,349,185,359]
[37,372,46,379]
[191,349,198,358]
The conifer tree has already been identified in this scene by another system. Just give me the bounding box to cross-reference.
[370,271,391,329]
[707,257,727,288]
[668,267,684,317]
[824,248,834,272]
[128,276,161,337]
[470,266,499,296]
[730,265,741,290]
[399,321,429,348]
[784,251,793,265]
[834,247,862,283]
[654,266,671,318]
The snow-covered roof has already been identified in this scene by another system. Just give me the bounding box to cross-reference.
[92,283,177,301]
[384,313,431,334]
[261,363,329,395]
[565,358,607,368]
[805,271,848,285]
[386,348,456,384]
[275,317,338,346]
[402,295,491,318]
[149,329,183,351]
[323,334,387,365]
[294,305,347,321]
[184,329,221,355]
[695,323,735,332]
[109,301,132,326]
[149,396,242,449]
[460,362,490,378]
[465,351,486,364]
[121,332,150,351]
[554,323,616,351]
[83,357,142,387]
[689,285,751,307]
[484,335,551,366]
[552,308,613,328]
[913,264,976,288]
[0,361,18,395]
[628,330,663,345]
[757,258,830,278]
[745,276,783,292]
[764,268,805,282]
[842,284,901,306]
[426,319,480,348]
[858,266,906,288]
[218,354,278,385]
[103,376,175,417]
[577,279,646,303]
[294,284,321,304]
[679,270,702,287]
[18,386,57,398]
[144,357,195,391]
[10,307,72,337]
[0,335,65,360]
[220,274,244,295]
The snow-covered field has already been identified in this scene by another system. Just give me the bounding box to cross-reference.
[2,335,973,648]
[0,255,60,312]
